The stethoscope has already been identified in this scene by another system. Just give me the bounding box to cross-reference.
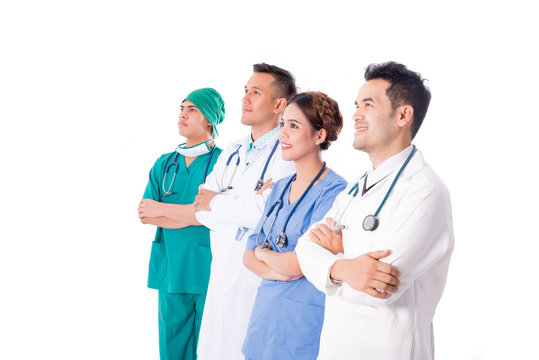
[255,162,327,249]
[219,140,279,193]
[331,145,416,233]
[162,146,217,197]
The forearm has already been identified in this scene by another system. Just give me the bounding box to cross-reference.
[258,250,303,278]
[243,250,292,281]
[159,203,201,226]
[141,216,189,229]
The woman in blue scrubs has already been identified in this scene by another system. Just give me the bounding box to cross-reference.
[138,88,225,360]
[242,91,347,359]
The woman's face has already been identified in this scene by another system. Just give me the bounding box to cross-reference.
[278,103,320,162]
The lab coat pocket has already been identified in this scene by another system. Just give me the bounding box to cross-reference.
[148,241,167,283]
[277,298,324,359]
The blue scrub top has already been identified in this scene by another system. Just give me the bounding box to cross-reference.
[242,170,346,360]
[143,148,221,294]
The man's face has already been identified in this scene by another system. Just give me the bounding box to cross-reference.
[241,72,280,126]
[352,79,398,153]
[178,100,211,139]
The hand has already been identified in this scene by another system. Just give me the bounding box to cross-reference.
[331,249,401,298]
[308,217,343,254]
[256,178,274,195]
[193,189,218,211]
[138,199,163,219]
[254,244,272,262]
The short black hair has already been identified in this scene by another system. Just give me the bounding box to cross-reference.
[364,61,431,139]
[253,63,297,100]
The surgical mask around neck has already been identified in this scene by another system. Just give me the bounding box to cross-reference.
[176,140,213,157]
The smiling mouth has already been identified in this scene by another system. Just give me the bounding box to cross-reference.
[355,126,368,133]
[281,143,292,150]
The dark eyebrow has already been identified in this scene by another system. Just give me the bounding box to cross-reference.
[245,85,263,92]
[361,97,375,103]
[282,118,300,124]
[180,105,198,109]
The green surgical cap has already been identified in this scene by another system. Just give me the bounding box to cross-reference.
[184,87,225,138]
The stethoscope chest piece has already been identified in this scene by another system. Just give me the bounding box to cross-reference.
[276,233,288,248]
[362,214,379,231]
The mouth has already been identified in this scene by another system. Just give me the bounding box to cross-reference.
[354,125,368,134]
[179,122,187,127]
[281,143,292,151]
[242,107,252,113]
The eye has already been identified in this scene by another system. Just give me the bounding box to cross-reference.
[254,90,261,95]
[365,103,373,108]
[290,123,298,129]
[278,121,284,128]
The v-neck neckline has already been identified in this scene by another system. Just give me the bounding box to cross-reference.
[286,170,330,205]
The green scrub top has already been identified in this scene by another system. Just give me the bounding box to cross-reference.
[143,147,222,294]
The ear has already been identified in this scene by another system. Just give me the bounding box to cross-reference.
[273,98,287,114]
[396,105,414,129]
[315,129,327,145]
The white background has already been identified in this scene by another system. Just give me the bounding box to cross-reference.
[1,0,538,359]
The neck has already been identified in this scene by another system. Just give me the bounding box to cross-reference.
[251,119,278,142]
[369,140,411,169]
[294,151,324,183]
[185,135,212,148]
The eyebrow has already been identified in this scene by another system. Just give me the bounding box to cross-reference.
[245,85,263,92]
[180,105,198,109]
[281,118,301,124]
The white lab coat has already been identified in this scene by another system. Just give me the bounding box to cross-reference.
[195,133,295,360]
[296,149,454,360]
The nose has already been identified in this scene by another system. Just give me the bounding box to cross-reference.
[352,107,363,122]
[180,110,188,120]
[242,91,251,105]
[278,125,288,141]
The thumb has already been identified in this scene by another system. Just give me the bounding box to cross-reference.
[368,249,391,260]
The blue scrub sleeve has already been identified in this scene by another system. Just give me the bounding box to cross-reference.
[143,154,167,201]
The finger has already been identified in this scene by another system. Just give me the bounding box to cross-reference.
[368,249,391,260]
[370,279,398,293]
[374,271,400,286]
[317,222,333,237]
[308,231,321,245]
[364,287,389,299]
[309,228,324,242]
[374,261,401,278]
[324,217,335,226]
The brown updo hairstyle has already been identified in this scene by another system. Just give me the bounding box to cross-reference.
[286,91,343,150]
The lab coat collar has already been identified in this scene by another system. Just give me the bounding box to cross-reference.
[365,144,415,189]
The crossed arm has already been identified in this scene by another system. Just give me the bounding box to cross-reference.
[243,244,303,282]
[306,217,401,299]
[138,199,200,229]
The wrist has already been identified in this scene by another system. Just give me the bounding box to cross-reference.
[330,259,347,282]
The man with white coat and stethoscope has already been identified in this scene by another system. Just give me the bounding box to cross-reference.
[193,64,297,359]
[139,64,296,359]
[296,61,454,360]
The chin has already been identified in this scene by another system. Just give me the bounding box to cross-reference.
[240,115,253,126]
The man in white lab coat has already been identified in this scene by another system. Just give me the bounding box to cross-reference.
[296,61,454,360]
[192,63,296,360]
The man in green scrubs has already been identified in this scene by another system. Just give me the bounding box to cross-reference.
[139,88,225,360]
